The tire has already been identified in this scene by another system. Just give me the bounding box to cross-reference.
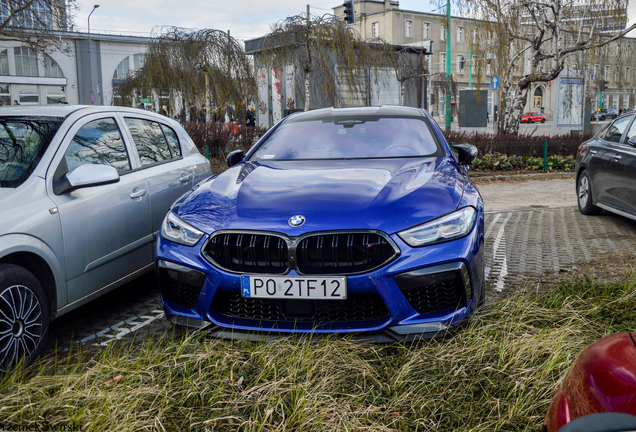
[541,118,546,123]
[0,264,49,372]
[528,119,533,124]
[577,170,602,216]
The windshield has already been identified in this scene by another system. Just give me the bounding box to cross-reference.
[250,117,443,161]
[0,117,63,188]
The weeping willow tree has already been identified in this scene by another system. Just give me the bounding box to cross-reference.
[256,13,401,110]
[453,0,636,134]
[116,27,256,119]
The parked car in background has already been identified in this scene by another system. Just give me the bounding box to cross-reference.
[0,106,211,371]
[591,108,618,121]
[576,112,636,219]
[157,106,485,342]
[542,332,636,432]
[521,112,547,123]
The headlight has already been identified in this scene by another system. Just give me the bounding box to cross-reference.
[398,207,476,247]
[161,211,204,246]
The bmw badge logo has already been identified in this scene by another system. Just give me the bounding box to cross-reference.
[288,215,306,227]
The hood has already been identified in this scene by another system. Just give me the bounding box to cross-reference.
[173,158,465,236]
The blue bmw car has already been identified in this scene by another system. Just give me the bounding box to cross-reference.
[156,106,485,341]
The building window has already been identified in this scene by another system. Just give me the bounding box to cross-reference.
[372,22,379,38]
[615,66,620,83]
[457,26,464,43]
[423,22,430,39]
[612,95,618,110]
[594,64,600,80]
[471,55,476,74]
[440,52,446,72]
[113,57,130,79]
[0,84,10,106]
[457,54,465,74]
[18,85,38,104]
[46,86,66,104]
[623,94,629,110]
[0,50,8,76]
[440,24,446,42]
[486,60,492,76]
[14,46,38,76]
[43,55,63,77]
[628,44,632,58]
[405,20,412,38]
[604,65,610,81]
[616,43,620,56]
[626,67,631,83]
[133,53,145,70]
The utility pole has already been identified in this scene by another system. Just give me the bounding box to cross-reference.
[445,0,451,132]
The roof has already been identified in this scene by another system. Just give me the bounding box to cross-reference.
[0,105,158,118]
[284,105,425,122]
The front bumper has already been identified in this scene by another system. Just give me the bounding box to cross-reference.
[156,219,484,339]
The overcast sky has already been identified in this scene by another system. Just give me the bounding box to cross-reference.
[79,0,636,41]
[78,1,433,41]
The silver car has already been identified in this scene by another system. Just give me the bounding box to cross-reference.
[0,106,211,370]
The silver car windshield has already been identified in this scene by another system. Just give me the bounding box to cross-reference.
[0,117,63,188]
[250,117,443,161]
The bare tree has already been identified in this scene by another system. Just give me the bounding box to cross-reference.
[0,0,78,53]
[116,27,256,119]
[459,0,636,134]
[256,13,397,110]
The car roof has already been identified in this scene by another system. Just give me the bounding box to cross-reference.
[284,105,426,122]
[0,105,160,119]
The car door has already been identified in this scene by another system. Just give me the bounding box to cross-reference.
[120,115,195,237]
[606,115,636,213]
[593,115,633,209]
[47,114,153,304]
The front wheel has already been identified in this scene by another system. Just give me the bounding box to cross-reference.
[0,264,49,372]
[577,170,602,215]
[541,118,546,123]
[528,119,533,124]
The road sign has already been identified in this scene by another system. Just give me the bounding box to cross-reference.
[490,76,500,90]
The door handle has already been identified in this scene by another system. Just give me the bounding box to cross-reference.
[130,189,147,199]
[179,174,192,183]
[589,150,597,155]
[613,154,622,160]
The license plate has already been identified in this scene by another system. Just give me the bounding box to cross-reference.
[240,275,347,300]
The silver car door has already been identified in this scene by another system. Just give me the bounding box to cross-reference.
[46,114,153,304]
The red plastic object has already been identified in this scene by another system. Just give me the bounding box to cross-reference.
[544,332,636,432]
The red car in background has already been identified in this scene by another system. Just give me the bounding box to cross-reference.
[542,332,636,432]
[521,112,547,123]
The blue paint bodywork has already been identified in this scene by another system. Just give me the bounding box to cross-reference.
[157,107,485,339]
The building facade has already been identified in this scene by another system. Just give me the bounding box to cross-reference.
[333,0,636,121]
[0,32,149,108]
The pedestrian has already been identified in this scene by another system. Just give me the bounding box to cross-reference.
[12,100,19,106]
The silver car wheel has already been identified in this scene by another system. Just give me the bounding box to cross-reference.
[0,285,43,372]
[578,175,590,208]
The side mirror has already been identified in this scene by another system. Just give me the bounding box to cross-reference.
[226,149,245,168]
[66,164,120,191]
[628,137,636,147]
[453,143,478,165]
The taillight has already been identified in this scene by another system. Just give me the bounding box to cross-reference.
[577,145,584,154]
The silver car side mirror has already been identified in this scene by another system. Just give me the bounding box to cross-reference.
[66,164,120,190]
[628,137,636,147]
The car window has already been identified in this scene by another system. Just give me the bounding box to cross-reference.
[160,124,181,158]
[603,116,631,143]
[250,117,443,160]
[64,117,131,174]
[125,118,172,167]
[625,117,636,140]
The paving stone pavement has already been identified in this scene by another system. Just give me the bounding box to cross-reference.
[45,206,636,353]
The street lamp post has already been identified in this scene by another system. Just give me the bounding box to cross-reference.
[88,5,100,104]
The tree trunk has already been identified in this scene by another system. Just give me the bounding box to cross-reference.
[304,72,311,111]
[504,85,530,135]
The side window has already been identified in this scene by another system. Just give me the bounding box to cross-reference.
[64,118,131,174]
[625,117,636,141]
[125,118,172,167]
[603,116,631,143]
[160,124,182,157]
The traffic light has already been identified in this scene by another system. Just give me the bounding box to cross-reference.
[343,0,355,24]
[599,80,609,92]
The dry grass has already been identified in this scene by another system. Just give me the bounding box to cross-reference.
[1,269,635,432]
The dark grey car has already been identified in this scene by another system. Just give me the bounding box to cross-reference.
[0,106,211,370]
[576,113,636,219]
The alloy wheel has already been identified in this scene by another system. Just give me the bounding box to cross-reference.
[578,175,590,209]
[0,285,43,372]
